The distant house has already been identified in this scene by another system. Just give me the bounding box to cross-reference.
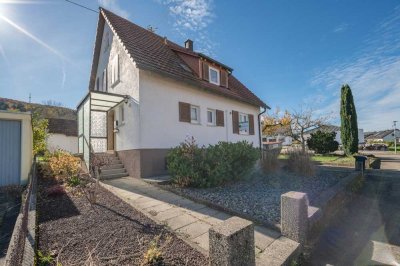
[47,118,78,153]
[365,129,400,143]
[262,127,292,146]
[304,124,365,144]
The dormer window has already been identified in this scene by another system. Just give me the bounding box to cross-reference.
[209,66,220,85]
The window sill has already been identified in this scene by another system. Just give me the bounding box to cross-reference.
[190,121,201,125]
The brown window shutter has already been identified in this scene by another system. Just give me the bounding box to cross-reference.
[232,110,239,134]
[249,114,255,135]
[179,102,190,123]
[202,61,209,81]
[220,71,228,87]
[216,110,224,127]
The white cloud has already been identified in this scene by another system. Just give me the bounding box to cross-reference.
[160,0,216,55]
[310,5,400,131]
[98,0,129,18]
[333,23,349,33]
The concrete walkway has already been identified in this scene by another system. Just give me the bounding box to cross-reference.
[101,176,300,265]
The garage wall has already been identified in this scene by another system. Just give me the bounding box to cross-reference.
[0,111,33,186]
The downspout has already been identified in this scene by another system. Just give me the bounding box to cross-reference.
[258,106,268,149]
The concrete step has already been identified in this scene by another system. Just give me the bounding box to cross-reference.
[101,168,127,175]
[102,163,124,170]
[100,172,129,180]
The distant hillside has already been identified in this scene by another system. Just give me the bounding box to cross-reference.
[0,97,76,120]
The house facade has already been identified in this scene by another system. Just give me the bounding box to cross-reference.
[77,8,268,179]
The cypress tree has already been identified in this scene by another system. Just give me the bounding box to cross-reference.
[340,84,359,154]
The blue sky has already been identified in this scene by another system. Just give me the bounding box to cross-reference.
[0,0,399,131]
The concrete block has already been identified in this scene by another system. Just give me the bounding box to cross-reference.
[281,191,309,244]
[209,216,255,266]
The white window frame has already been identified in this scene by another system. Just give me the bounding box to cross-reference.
[209,66,220,85]
[190,105,200,124]
[239,113,249,135]
[207,109,216,126]
[111,55,120,87]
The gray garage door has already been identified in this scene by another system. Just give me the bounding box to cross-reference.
[0,120,21,186]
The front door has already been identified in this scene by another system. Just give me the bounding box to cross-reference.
[107,110,115,150]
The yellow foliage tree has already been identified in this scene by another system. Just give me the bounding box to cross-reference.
[262,108,292,136]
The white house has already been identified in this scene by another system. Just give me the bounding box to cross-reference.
[304,125,365,145]
[77,8,269,179]
[365,129,400,143]
[47,118,78,153]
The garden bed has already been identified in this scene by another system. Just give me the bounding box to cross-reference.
[37,175,207,265]
[163,167,351,227]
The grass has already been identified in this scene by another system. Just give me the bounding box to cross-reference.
[278,153,354,166]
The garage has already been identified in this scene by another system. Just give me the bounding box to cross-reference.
[0,111,33,187]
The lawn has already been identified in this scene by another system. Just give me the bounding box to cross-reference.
[278,154,354,166]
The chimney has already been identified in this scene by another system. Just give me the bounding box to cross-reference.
[185,39,193,51]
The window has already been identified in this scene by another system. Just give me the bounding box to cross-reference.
[207,109,216,126]
[190,105,200,123]
[119,105,125,124]
[104,31,110,52]
[96,77,100,91]
[239,113,249,135]
[111,55,120,86]
[102,68,108,92]
[209,66,220,85]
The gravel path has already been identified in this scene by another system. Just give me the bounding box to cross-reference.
[166,168,350,225]
[37,176,207,266]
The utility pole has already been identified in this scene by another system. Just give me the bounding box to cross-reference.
[29,93,31,103]
[394,121,398,154]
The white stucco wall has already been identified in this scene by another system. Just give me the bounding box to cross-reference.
[139,70,261,149]
[47,134,78,154]
[94,21,141,151]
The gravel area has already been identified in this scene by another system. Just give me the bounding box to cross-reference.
[165,168,351,225]
[37,176,207,266]
[0,187,22,261]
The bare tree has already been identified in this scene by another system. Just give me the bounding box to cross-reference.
[290,107,328,152]
[42,100,64,107]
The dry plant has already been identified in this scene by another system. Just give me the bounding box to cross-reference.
[286,148,315,176]
[260,148,281,174]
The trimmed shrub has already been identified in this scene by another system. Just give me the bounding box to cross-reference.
[167,138,260,187]
[287,149,315,176]
[307,130,339,154]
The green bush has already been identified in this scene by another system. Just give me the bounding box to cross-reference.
[307,130,339,154]
[166,138,260,187]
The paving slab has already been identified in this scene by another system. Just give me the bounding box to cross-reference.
[177,220,212,239]
[101,176,295,262]
[165,213,198,230]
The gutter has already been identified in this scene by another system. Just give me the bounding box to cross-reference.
[258,106,269,149]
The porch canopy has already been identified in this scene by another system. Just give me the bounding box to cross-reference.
[77,91,127,169]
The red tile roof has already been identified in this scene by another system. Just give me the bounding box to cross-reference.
[91,8,268,108]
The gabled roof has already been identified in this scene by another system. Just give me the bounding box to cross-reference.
[89,8,268,109]
[304,124,341,134]
[365,129,399,139]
